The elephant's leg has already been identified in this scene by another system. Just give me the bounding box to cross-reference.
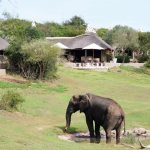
[116,126,121,144]
[95,122,101,143]
[105,129,111,144]
[85,115,95,143]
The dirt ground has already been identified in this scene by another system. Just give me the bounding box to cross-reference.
[58,128,150,142]
[0,74,27,84]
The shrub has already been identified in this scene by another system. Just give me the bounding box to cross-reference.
[5,40,23,71]
[116,55,130,63]
[0,91,25,111]
[137,55,149,63]
[144,59,150,68]
[20,40,61,80]
[6,39,61,80]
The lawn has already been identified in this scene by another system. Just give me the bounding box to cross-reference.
[0,66,150,150]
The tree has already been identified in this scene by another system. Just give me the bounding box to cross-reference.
[105,25,139,62]
[63,15,87,27]
[24,26,44,42]
[138,32,150,53]
[38,22,64,37]
[62,16,87,36]
[0,19,31,42]
[96,28,109,39]
[138,32,150,62]
[39,18,86,37]
[0,19,44,42]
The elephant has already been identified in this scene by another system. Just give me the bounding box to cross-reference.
[64,93,125,144]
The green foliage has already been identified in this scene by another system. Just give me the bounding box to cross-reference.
[63,15,87,27]
[0,90,25,111]
[1,19,62,80]
[105,25,139,60]
[0,16,86,39]
[138,32,150,53]
[137,55,149,63]
[116,55,130,63]
[96,28,109,39]
[24,26,44,42]
[109,25,139,49]
[0,18,30,42]
[44,22,64,36]
[61,25,85,37]
[5,40,23,70]
[0,19,44,42]
[20,39,60,79]
[5,39,61,80]
[38,16,87,37]
[63,16,86,36]
[144,59,150,68]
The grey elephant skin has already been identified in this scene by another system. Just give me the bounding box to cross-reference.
[65,93,125,144]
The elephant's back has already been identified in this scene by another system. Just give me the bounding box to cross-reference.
[90,94,124,115]
[90,94,118,106]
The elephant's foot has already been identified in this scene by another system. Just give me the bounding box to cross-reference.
[90,137,101,144]
[95,138,100,144]
[90,137,95,143]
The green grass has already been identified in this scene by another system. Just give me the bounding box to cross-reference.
[0,66,150,150]
[0,81,29,88]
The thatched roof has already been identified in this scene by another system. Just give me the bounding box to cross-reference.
[46,32,113,50]
[0,37,9,50]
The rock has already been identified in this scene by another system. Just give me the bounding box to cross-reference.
[133,128,147,135]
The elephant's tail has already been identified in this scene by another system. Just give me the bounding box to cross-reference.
[122,116,126,135]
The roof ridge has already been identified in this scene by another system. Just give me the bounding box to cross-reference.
[46,37,74,40]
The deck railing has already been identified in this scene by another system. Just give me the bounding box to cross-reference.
[65,62,121,71]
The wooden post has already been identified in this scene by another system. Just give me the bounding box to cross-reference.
[85,49,87,62]
[100,50,102,62]
[93,49,94,59]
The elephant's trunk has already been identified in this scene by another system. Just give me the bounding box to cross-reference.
[64,103,73,132]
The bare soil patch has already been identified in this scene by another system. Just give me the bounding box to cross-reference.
[58,128,150,142]
[0,75,27,84]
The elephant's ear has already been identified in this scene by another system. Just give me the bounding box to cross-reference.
[79,94,90,112]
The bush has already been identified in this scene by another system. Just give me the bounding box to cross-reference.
[137,55,149,63]
[21,40,61,80]
[0,91,25,111]
[116,55,130,63]
[6,39,61,80]
[5,40,23,71]
[144,59,150,68]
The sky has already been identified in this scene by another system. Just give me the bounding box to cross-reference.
[0,0,150,31]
